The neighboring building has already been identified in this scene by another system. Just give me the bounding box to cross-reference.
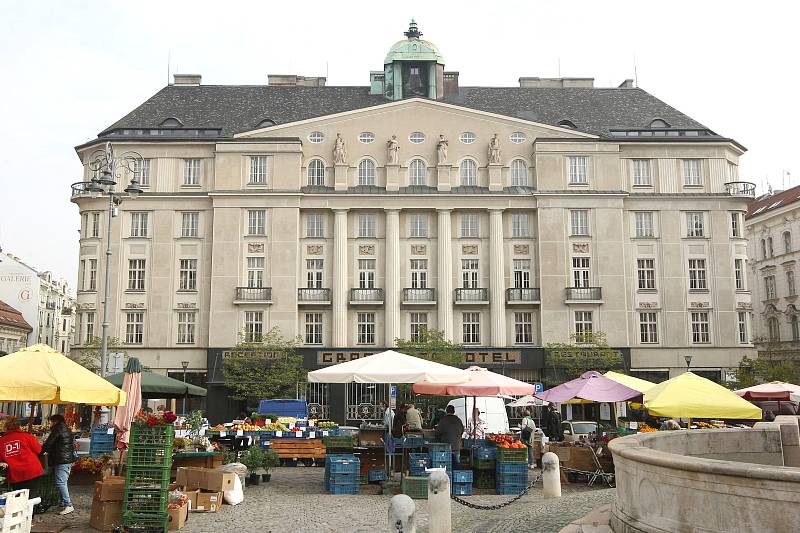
[745,185,800,358]
[0,299,32,354]
[70,21,755,421]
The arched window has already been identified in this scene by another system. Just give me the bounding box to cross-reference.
[358,159,376,186]
[307,159,325,186]
[784,231,792,254]
[159,117,183,127]
[256,118,276,128]
[768,316,780,342]
[768,237,774,257]
[649,119,670,128]
[510,159,528,187]
[558,120,577,129]
[762,239,767,259]
[459,159,477,186]
[408,159,427,186]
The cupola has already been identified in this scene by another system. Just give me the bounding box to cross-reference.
[374,19,446,100]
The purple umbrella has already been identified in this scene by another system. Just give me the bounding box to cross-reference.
[536,371,641,403]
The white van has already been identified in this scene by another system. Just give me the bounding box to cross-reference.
[447,397,510,435]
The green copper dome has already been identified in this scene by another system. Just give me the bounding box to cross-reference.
[384,20,445,65]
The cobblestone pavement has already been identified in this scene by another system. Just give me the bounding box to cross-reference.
[42,467,614,533]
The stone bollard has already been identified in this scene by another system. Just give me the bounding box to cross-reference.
[388,494,417,533]
[428,469,452,533]
[542,451,562,499]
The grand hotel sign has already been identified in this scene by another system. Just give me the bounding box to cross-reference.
[315,350,522,366]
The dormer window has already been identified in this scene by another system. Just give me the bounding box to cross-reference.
[649,118,670,128]
[558,120,577,129]
[159,117,183,128]
[256,118,276,128]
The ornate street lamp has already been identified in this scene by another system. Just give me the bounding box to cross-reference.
[181,360,190,414]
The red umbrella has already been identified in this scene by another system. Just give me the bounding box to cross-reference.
[735,381,800,401]
[113,357,142,449]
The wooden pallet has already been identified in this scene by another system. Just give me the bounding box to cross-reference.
[270,439,326,459]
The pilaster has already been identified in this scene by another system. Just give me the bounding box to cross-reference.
[385,209,401,345]
[386,164,400,192]
[437,165,451,192]
[334,164,348,191]
[437,209,454,341]
[333,209,349,346]
[488,164,503,192]
[489,209,506,346]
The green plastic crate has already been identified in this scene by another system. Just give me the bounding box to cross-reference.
[122,510,168,531]
[473,458,496,470]
[473,470,496,489]
[123,488,169,515]
[130,423,175,447]
[401,476,428,500]
[495,448,527,463]
[126,445,174,469]
[323,435,354,448]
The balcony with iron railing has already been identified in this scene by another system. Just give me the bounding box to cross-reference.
[454,288,489,305]
[234,287,273,304]
[402,288,436,305]
[564,287,603,303]
[70,181,97,200]
[724,181,756,198]
[297,288,332,305]
[506,288,541,304]
[350,288,384,305]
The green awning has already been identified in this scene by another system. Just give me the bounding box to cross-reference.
[105,371,207,399]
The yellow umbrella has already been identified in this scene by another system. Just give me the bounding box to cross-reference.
[0,344,126,406]
[644,372,760,419]
[604,371,656,393]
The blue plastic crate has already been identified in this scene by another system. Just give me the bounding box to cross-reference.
[430,459,452,469]
[328,459,360,475]
[329,483,360,495]
[452,482,473,495]
[329,472,359,485]
[496,484,527,495]
[496,462,528,475]
[402,437,425,447]
[473,446,496,460]
[427,442,451,453]
[326,454,356,463]
[496,472,528,485]
[463,438,490,448]
[429,450,452,463]
[368,468,388,482]
[409,468,428,477]
[452,470,473,483]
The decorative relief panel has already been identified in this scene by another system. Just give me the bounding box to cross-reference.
[124,302,146,309]
[572,243,589,254]
[689,302,710,308]
[410,245,426,256]
[306,245,323,256]
[462,245,478,255]
[737,302,753,310]
[359,245,375,256]
[177,302,197,309]
[638,302,659,309]
[513,244,529,255]
[248,242,265,253]
[76,303,96,310]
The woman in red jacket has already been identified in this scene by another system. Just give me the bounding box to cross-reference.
[0,417,43,491]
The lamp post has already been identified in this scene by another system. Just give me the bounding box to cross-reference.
[78,142,143,377]
[181,360,190,414]
[684,355,693,372]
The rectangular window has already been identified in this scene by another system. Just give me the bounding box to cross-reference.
[574,311,593,342]
[178,258,197,291]
[683,159,702,186]
[788,271,796,297]
[734,259,745,290]
[572,257,590,288]
[793,317,799,342]
[244,311,263,342]
[306,259,323,288]
[79,260,85,290]
[462,312,480,344]
[639,312,658,343]
[570,210,589,236]
[514,312,533,344]
[461,259,479,289]
[730,212,741,238]
[248,210,266,235]
[686,212,705,237]
[511,213,529,238]
[409,214,428,238]
[637,258,656,290]
[125,312,144,344]
[91,212,100,237]
[306,213,324,238]
[568,156,588,184]
[128,259,146,291]
[358,259,376,289]
[461,214,479,238]
[181,212,199,237]
[513,259,531,288]
[765,275,776,300]
[131,212,148,237]
[247,257,265,288]
[690,311,710,343]
[134,158,150,187]
[74,313,82,345]
[81,213,88,238]
[85,312,95,344]
[634,212,654,238]
[632,159,651,186]
[357,313,376,344]
[305,313,323,345]
[688,259,707,290]
[177,311,196,344]
[249,156,268,184]
[88,259,97,291]
[410,259,428,289]
[183,159,201,185]
[358,214,376,237]
[737,311,748,344]
[410,312,428,341]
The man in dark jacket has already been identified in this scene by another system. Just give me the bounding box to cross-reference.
[435,405,464,466]
[41,414,75,514]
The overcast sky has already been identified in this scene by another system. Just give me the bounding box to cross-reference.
[1,1,797,290]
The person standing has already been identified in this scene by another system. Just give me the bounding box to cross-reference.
[464,407,486,439]
[435,405,464,467]
[0,417,43,495]
[545,404,563,442]
[520,408,538,469]
[41,414,75,515]
[405,403,423,431]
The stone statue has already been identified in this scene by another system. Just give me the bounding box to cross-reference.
[436,135,448,165]
[488,133,501,165]
[386,135,400,165]
[333,133,347,165]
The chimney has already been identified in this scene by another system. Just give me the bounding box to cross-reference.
[267,74,326,87]
[519,77,594,88]
[173,74,202,86]
[618,79,634,88]
[443,71,460,97]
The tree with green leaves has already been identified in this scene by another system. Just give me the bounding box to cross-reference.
[394,328,464,368]
[69,336,126,373]
[222,327,305,401]
[545,331,624,383]
[730,354,800,389]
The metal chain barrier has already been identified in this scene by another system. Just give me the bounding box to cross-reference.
[450,472,543,510]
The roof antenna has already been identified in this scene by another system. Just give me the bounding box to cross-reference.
[167,49,171,85]
[633,54,639,87]
[557,57,561,77]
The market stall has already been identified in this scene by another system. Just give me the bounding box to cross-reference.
[645,371,762,421]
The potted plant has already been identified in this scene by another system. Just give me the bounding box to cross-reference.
[242,447,265,486]
[261,449,279,482]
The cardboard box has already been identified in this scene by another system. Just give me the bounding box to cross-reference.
[176,467,205,488]
[192,491,223,513]
[93,477,125,502]
[167,501,189,530]
[89,499,122,531]
[180,488,200,511]
[201,470,235,492]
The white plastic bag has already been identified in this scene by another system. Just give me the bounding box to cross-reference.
[223,473,244,505]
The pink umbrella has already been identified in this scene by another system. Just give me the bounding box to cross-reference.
[735,381,800,401]
[113,357,142,449]
[535,371,641,403]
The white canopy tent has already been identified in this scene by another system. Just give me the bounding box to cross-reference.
[307,350,469,384]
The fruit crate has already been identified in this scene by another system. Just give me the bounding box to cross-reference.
[130,423,175,447]
[496,448,527,463]
[408,453,429,470]
[323,436,354,448]
[401,476,428,500]
[463,438,490,448]
[329,484,360,495]
[368,468,388,482]
[496,461,528,475]
[409,467,428,477]
[127,445,173,469]
[327,459,360,475]
[452,482,473,496]
[124,467,172,490]
[429,450,452,463]
[90,427,115,457]
[426,443,451,454]
[401,437,425,447]
[452,470,473,483]
[496,483,527,495]
[123,488,169,515]
[329,472,360,485]
[472,458,496,470]
[473,446,496,460]
[473,470,496,489]
[496,472,528,485]
[122,511,168,532]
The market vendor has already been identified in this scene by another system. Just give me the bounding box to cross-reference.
[435,405,464,466]
[405,403,423,431]
[40,414,76,515]
[0,417,43,494]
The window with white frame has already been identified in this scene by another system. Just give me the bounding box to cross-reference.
[181,212,199,237]
[249,156,268,184]
[637,258,656,290]
[88,259,97,291]
[409,214,428,237]
[91,212,100,237]
[510,159,528,186]
[358,159,376,186]
[514,312,533,344]
[358,132,375,144]
[247,257,265,288]
[690,311,710,343]
[727,161,738,180]
[459,132,476,144]
[788,271,796,297]
[247,210,266,235]
[512,213,529,238]
[308,131,324,143]
[734,259,745,290]
[410,259,428,288]
[305,313,323,345]
[632,159,651,186]
[81,213,87,237]
[686,212,705,237]
[358,214,376,237]
[85,312,95,344]
[461,259,479,288]
[510,132,526,144]
[79,260,85,290]
[306,213,324,238]
[688,259,707,290]
[409,159,427,186]
[765,275,776,300]
[462,312,480,344]
[134,158,150,187]
[306,259,323,288]
[128,259,146,290]
[574,311,593,342]
[177,311,196,344]
[513,259,531,288]
[768,316,780,342]
[683,159,702,186]
[459,159,477,186]
[178,258,197,291]
[244,311,263,342]
[785,231,792,253]
[358,259,376,289]
[357,313,376,344]
[461,213,479,237]
[410,312,428,341]
[639,311,658,343]
[572,257,590,288]
[183,159,201,185]
[307,159,325,186]
[74,313,82,345]
[570,210,589,236]
[125,312,144,344]
[568,156,588,184]
[737,311,748,344]
[131,212,148,237]
[634,212,654,237]
[409,132,425,144]
[730,213,742,238]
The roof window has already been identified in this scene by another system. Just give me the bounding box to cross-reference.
[159,117,183,127]
[558,120,577,129]
[649,118,670,128]
[256,118,276,128]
